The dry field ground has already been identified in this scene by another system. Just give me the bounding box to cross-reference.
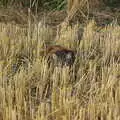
[0,6,120,120]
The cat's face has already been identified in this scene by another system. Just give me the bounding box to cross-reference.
[51,50,75,67]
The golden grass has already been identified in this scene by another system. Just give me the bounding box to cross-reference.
[0,20,120,120]
[65,0,104,24]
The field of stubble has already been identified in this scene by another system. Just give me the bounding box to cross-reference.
[0,20,120,120]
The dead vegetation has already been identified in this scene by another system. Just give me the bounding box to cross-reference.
[0,18,120,120]
[0,0,120,120]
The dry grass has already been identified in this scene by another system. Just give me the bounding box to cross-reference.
[64,0,104,24]
[0,19,120,120]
